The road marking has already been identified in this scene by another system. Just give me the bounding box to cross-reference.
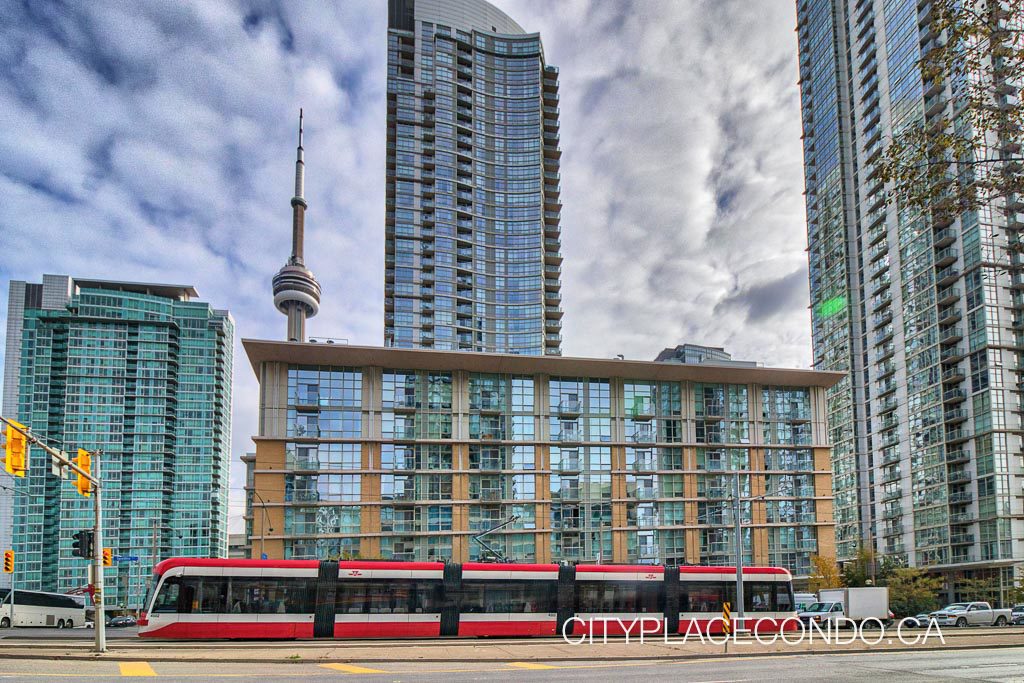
[508,662,560,670]
[320,663,387,674]
[119,662,157,677]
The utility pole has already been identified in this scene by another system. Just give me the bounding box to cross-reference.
[91,454,106,652]
[733,468,745,633]
[1,417,107,652]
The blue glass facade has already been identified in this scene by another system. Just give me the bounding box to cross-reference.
[796,0,1024,600]
[385,0,562,356]
[3,276,232,608]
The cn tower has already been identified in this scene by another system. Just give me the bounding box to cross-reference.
[272,109,321,342]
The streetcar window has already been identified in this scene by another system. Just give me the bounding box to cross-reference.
[459,580,558,613]
[228,578,315,614]
[744,582,773,612]
[199,578,227,613]
[152,578,182,613]
[681,581,722,612]
[335,579,443,614]
[575,581,664,613]
[775,583,793,611]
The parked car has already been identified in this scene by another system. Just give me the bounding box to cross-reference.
[902,613,933,628]
[108,616,136,628]
[1011,605,1024,626]
[930,602,1011,627]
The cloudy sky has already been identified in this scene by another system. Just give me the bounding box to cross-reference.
[0,0,812,532]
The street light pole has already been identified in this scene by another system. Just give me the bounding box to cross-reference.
[251,490,272,558]
[91,453,106,653]
[733,469,745,633]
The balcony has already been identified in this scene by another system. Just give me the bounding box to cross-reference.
[934,246,958,267]
[936,266,960,287]
[941,365,966,383]
[947,468,972,484]
[937,305,962,326]
[556,399,582,416]
[556,457,581,472]
[939,326,963,344]
[940,344,966,362]
[942,388,967,403]
[630,428,656,444]
[950,533,975,545]
[936,286,960,306]
[948,490,973,505]
[945,446,970,463]
[555,429,582,443]
[945,428,971,443]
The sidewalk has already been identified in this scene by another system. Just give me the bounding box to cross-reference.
[0,630,1020,663]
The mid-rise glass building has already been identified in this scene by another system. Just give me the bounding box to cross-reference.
[385,0,563,355]
[796,0,1024,600]
[1,275,233,607]
[244,341,842,583]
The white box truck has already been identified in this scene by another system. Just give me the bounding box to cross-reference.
[799,587,890,627]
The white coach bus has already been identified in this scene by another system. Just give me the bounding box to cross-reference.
[0,588,87,628]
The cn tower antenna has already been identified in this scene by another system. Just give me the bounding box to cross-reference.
[272,108,321,342]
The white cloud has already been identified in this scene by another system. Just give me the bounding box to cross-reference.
[0,0,812,534]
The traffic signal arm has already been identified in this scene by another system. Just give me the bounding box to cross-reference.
[0,417,99,492]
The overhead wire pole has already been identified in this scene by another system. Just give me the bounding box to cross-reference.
[0,416,107,652]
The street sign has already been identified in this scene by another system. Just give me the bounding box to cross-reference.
[112,555,139,563]
[261,553,268,560]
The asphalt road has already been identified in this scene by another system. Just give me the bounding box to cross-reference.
[0,646,1023,682]
[0,626,139,639]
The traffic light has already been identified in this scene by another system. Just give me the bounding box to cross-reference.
[75,449,91,497]
[4,420,28,478]
[102,548,112,567]
[71,530,93,559]
[2,550,13,573]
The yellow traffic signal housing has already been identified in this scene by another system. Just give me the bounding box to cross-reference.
[75,449,92,497]
[4,420,28,478]
[102,548,113,567]
[2,550,13,573]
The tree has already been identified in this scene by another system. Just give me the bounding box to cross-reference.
[887,568,945,617]
[958,575,1001,605]
[840,548,896,587]
[808,554,843,593]
[879,0,1023,223]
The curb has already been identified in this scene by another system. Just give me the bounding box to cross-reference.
[0,641,1021,664]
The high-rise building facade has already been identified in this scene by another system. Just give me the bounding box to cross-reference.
[243,340,841,582]
[2,275,233,607]
[385,0,563,355]
[796,0,1024,599]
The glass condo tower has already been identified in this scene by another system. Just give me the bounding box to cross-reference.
[796,0,1023,601]
[385,0,563,355]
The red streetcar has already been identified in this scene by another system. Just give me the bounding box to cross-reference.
[138,558,797,639]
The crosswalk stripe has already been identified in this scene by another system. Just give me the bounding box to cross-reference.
[508,662,560,670]
[119,662,157,677]
[320,663,388,674]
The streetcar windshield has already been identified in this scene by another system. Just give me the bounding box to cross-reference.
[141,572,160,613]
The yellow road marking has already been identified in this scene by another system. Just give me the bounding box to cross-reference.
[508,662,560,670]
[320,663,388,674]
[119,662,157,677]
